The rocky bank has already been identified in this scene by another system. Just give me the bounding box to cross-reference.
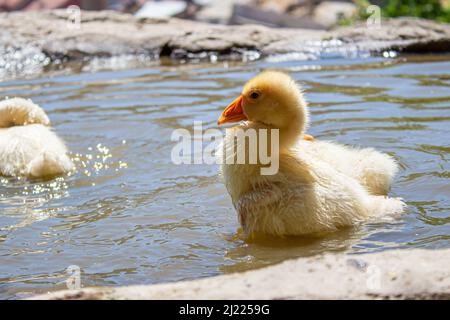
[32,249,450,300]
[1,10,450,79]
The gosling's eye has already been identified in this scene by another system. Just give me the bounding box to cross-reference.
[250,92,260,99]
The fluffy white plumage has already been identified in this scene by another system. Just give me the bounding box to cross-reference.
[218,71,405,237]
[0,97,74,178]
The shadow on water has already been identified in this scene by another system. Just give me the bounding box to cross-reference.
[220,227,364,273]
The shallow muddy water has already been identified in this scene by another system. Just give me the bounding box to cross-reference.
[0,55,449,299]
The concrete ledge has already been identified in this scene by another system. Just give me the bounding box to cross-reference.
[31,249,450,300]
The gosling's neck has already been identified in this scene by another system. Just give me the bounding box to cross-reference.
[0,108,18,128]
[248,118,304,150]
[279,123,304,150]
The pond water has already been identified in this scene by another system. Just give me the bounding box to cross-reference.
[0,55,449,299]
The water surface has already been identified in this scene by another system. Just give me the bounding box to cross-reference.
[0,55,449,299]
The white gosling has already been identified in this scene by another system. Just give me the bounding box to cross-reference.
[217,71,405,238]
[0,97,74,178]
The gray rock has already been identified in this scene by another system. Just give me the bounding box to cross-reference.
[30,249,450,300]
[332,17,450,53]
[0,10,450,79]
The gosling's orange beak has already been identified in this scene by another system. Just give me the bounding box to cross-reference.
[217,95,247,125]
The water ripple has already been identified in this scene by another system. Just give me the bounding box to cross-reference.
[0,55,449,299]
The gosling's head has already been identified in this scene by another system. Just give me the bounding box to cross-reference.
[0,97,50,128]
[217,71,309,132]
